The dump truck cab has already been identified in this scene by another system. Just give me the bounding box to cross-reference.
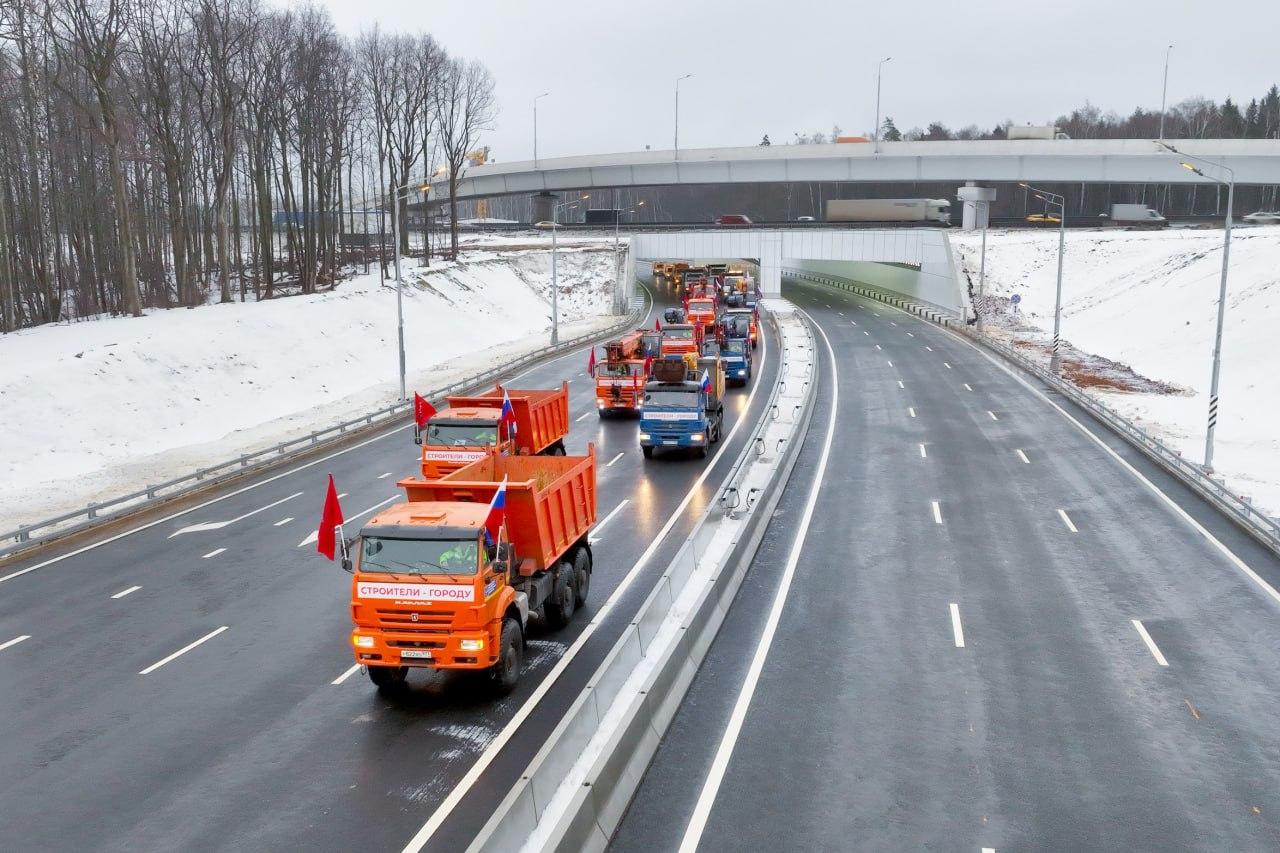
[660,323,701,357]
[686,296,718,332]
[350,451,597,694]
[419,407,503,476]
[719,336,752,385]
[725,307,759,350]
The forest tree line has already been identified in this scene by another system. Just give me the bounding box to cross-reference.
[0,0,495,332]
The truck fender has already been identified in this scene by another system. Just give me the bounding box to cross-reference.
[512,590,530,630]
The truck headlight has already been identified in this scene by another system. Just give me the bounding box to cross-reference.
[459,638,485,651]
[690,433,704,442]
[737,369,746,376]
[352,634,375,649]
[639,432,650,440]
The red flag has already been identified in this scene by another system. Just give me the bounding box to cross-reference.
[587,348,596,375]
[632,369,641,401]
[413,392,436,428]
[655,318,662,332]
[317,474,345,560]
[643,355,654,377]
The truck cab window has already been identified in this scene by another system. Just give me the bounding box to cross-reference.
[360,537,480,575]
[427,423,498,447]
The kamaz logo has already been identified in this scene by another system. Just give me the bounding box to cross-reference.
[410,613,419,622]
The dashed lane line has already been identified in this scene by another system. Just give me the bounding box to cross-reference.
[1132,619,1169,667]
[111,585,142,599]
[138,626,229,675]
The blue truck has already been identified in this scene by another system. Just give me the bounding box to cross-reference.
[639,356,725,460]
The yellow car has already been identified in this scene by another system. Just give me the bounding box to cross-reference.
[1026,213,1062,224]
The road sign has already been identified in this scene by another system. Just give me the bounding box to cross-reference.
[1011,294,1021,305]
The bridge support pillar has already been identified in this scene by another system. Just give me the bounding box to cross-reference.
[530,191,556,225]
[759,231,783,297]
[958,182,996,231]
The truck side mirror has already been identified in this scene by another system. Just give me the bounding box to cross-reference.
[340,537,355,573]
[413,425,423,446]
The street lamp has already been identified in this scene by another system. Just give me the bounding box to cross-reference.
[1157,140,1235,471]
[874,56,892,154]
[543,194,590,345]
[388,180,431,400]
[1158,44,1173,141]
[1019,182,1067,373]
[533,91,550,165]
[674,74,692,160]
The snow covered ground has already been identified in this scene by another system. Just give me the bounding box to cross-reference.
[952,225,1280,515]
[0,242,623,529]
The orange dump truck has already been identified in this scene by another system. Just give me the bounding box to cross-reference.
[660,323,701,357]
[686,296,718,332]
[348,448,597,693]
[417,382,570,478]
[595,329,661,414]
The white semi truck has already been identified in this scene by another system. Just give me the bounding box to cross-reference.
[1007,124,1071,140]
[1105,204,1168,226]
[825,198,951,224]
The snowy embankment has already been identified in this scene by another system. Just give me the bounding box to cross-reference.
[0,241,622,528]
[951,225,1280,515]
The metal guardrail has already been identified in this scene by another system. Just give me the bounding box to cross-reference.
[0,298,649,561]
[791,268,1280,560]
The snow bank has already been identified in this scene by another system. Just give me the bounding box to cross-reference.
[0,245,621,527]
[952,225,1280,514]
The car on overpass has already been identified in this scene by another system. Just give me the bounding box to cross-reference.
[1243,210,1280,224]
[715,214,752,226]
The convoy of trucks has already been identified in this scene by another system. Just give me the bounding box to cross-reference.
[825,198,952,224]
[416,383,571,479]
[339,259,765,695]
[350,449,597,693]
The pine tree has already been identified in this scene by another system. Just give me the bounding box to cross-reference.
[880,117,902,142]
[1220,97,1245,137]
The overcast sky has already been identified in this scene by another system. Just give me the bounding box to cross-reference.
[316,0,1279,161]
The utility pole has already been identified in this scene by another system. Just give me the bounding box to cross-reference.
[1158,44,1173,141]
[874,56,892,154]
[674,74,692,160]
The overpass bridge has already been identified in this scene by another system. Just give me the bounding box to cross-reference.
[431,138,1280,202]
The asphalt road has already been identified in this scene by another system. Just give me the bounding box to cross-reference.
[0,279,780,852]
[612,277,1280,852]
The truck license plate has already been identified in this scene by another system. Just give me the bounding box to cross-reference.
[400,649,433,659]
[664,440,678,445]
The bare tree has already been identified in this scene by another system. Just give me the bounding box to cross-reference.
[434,56,494,259]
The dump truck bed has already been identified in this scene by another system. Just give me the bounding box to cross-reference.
[444,382,570,455]
[399,448,596,575]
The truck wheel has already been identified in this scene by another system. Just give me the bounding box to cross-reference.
[544,562,577,628]
[642,446,653,459]
[551,442,566,456]
[572,548,591,607]
[367,665,408,692]
[697,444,708,459]
[490,617,523,695]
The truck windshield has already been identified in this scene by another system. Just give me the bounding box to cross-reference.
[360,537,480,575]
[598,362,641,378]
[689,300,713,311]
[665,328,694,340]
[426,423,497,447]
[723,340,747,354]
[645,389,699,407]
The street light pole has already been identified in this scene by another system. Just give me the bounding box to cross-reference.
[614,200,645,313]
[874,56,892,154]
[1157,141,1234,470]
[387,180,430,400]
[533,91,549,165]
[1158,44,1173,141]
[549,194,589,345]
[674,74,691,160]
[1020,182,1067,372]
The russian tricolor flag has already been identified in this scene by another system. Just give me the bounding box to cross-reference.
[501,388,518,439]
[700,369,711,395]
[484,476,508,544]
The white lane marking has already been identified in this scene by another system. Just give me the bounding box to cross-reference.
[875,344,882,350]
[337,492,348,499]
[983,848,996,852]
[202,548,226,559]
[575,412,592,422]
[274,517,294,527]
[1058,509,1079,533]
[111,585,142,599]
[919,444,927,458]
[897,380,905,389]
[0,291,657,588]
[577,372,586,377]
[850,320,857,326]
[943,326,1280,611]
[988,410,999,421]
[908,407,917,418]
[950,603,966,648]
[589,499,631,543]
[926,346,933,352]
[678,306,838,853]
[887,360,894,367]
[863,331,869,336]
[377,472,393,479]
[400,303,769,853]
[838,311,844,316]
[890,321,897,326]
[332,663,362,685]
[944,362,952,369]
[168,491,304,537]
[932,501,943,524]
[1016,449,1030,464]
[606,452,625,467]
[873,311,880,316]
[0,635,31,652]
[1132,619,1169,667]
[907,332,915,337]
[964,383,973,391]
[138,626,229,675]
[297,495,398,548]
